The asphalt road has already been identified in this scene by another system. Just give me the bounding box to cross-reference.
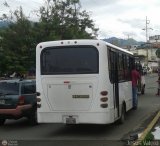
[0,74,160,146]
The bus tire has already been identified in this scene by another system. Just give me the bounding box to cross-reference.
[141,84,145,95]
[118,104,126,124]
[0,118,5,126]
[28,109,38,126]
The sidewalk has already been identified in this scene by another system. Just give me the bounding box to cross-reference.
[122,73,160,145]
[131,111,160,146]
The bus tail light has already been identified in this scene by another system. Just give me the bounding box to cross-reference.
[100,97,108,102]
[36,92,40,96]
[18,96,25,105]
[37,104,41,108]
[100,91,108,96]
[100,104,108,108]
[37,97,41,102]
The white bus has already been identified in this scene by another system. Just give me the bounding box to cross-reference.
[36,39,135,124]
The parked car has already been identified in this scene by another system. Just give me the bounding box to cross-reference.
[137,76,145,95]
[0,79,37,125]
[142,66,152,74]
[141,74,145,94]
[147,67,152,74]
[142,66,147,75]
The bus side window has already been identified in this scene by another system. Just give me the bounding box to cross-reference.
[108,48,115,83]
[118,53,124,81]
[126,56,130,80]
[128,56,134,80]
[123,54,128,81]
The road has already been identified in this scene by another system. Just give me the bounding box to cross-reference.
[0,74,160,146]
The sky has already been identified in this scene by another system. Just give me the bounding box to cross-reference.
[1,0,160,41]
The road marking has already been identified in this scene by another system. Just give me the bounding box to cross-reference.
[132,111,160,146]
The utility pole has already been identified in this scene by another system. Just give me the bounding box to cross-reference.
[127,34,130,51]
[142,16,153,67]
[125,34,131,51]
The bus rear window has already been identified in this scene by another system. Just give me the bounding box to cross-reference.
[41,46,99,75]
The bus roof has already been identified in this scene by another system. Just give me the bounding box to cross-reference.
[37,39,133,55]
[104,41,133,55]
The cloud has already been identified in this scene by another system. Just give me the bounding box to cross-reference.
[80,0,119,9]
[80,0,160,41]
[0,0,42,15]
[118,18,145,29]
[1,0,160,41]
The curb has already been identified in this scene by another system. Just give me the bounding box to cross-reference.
[132,111,160,146]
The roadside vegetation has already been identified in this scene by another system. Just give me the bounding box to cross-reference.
[0,0,98,76]
[139,132,154,146]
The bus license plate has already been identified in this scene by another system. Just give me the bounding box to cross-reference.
[0,100,5,105]
[66,117,76,124]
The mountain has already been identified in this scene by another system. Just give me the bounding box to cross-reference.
[0,21,9,28]
[103,37,144,48]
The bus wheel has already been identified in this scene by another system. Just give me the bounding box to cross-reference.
[118,104,126,124]
[28,109,38,126]
[141,84,145,94]
[0,118,5,126]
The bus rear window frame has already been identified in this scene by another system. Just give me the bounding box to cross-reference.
[40,45,99,75]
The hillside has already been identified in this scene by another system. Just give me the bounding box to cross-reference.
[0,21,9,28]
[103,37,144,47]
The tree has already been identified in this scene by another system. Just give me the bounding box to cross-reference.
[0,6,36,75]
[0,0,99,75]
[38,0,98,40]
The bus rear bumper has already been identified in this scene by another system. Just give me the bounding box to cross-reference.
[37,110,115,124]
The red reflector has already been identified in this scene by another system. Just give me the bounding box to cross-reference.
[64,81,70,84]
[100,91,108,96]
[18,96,25,105]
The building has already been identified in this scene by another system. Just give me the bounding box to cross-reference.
[148,35,160,63]
[149,35,160,43]
[129,35,160,69]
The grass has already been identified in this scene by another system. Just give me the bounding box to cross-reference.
[139,132,154,146]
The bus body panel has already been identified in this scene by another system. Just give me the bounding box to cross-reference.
[36,39,133,124]
[41,76,98,111]
[119,82,132,111]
